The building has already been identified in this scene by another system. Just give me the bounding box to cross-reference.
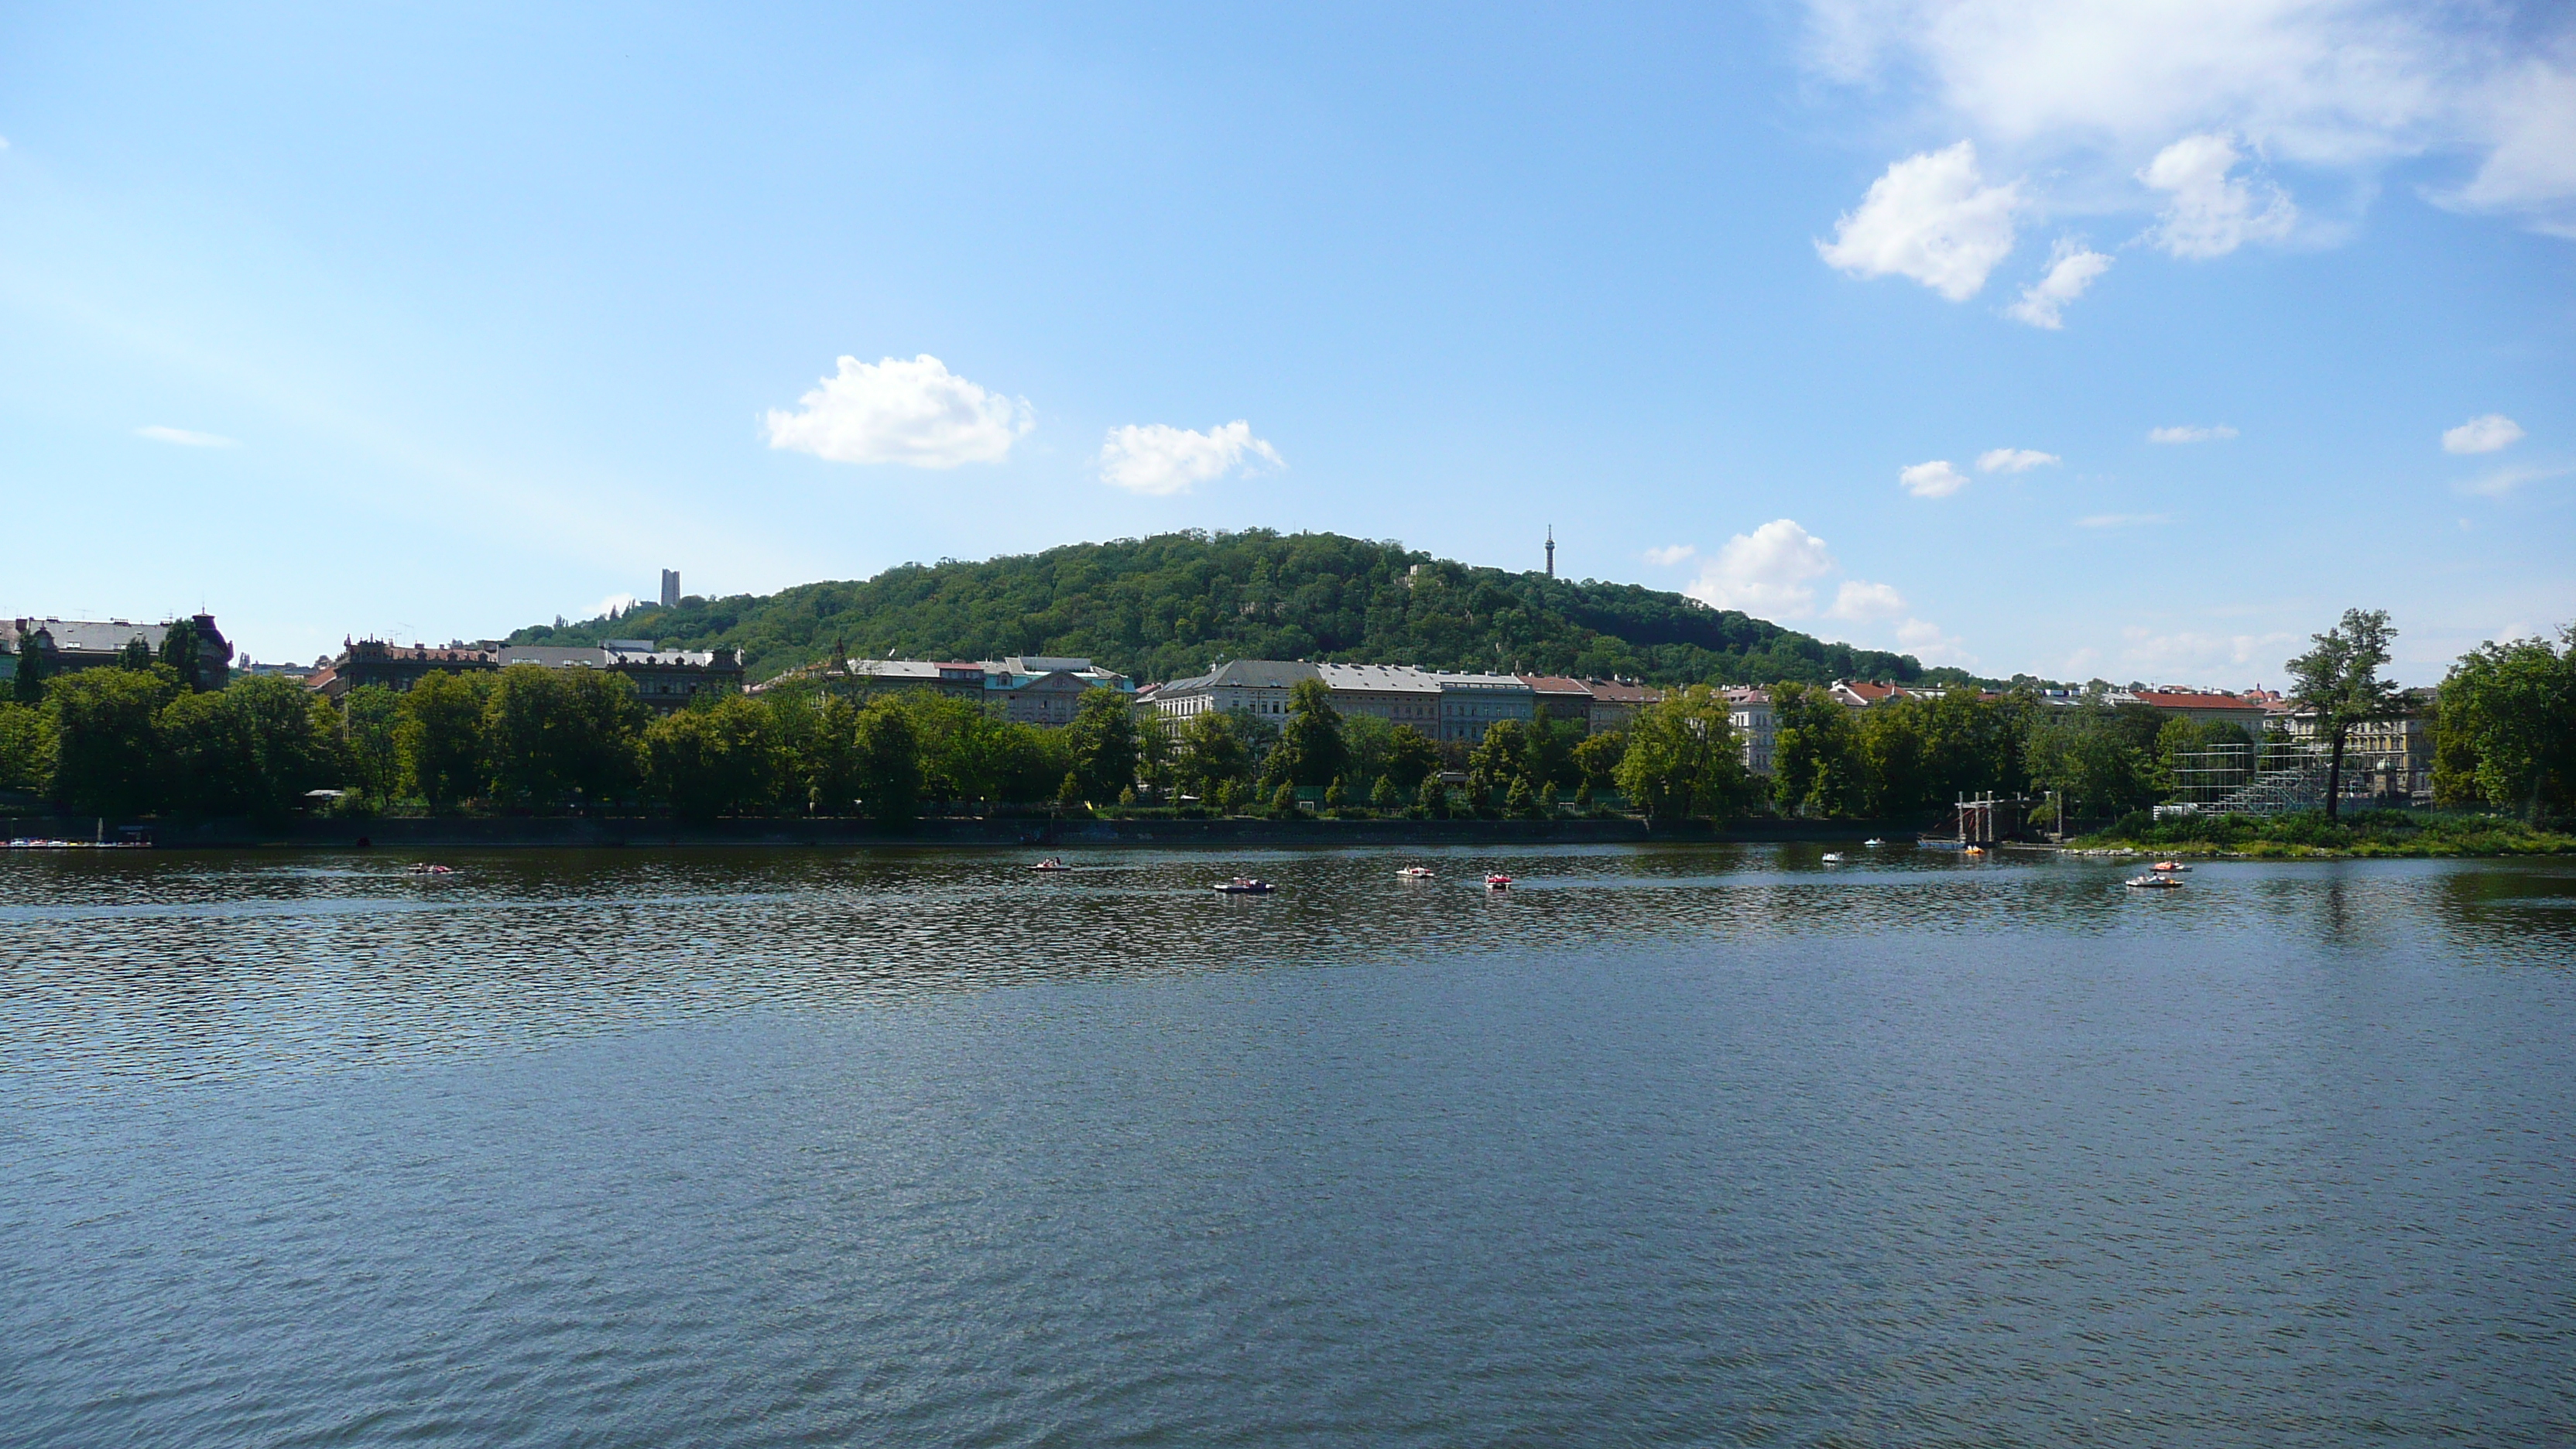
[984,657,1135,726]
[492,640,745,713]
[2126,688,2272,735]
[1434,672,1534,743]
[1316,663,1443,730]
[1143,659,1318,721]
[2281,694,2434,803]
[1581,679,1660,735]
[1516,675,1596,733]
[309,639,496,701]
[2,614,232,692]
[1723,687,1775,776]
[660,570,680,608]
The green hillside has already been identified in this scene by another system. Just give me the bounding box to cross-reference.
[509,530,1963,689]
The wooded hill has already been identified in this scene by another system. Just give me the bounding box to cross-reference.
[509,530,1964,689]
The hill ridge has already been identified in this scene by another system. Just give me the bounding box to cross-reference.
[508,529,1960,690]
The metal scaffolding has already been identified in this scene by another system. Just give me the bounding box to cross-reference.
[2156,739,2338,819]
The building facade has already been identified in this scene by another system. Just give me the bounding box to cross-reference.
[1516,675,1597,734]
[1434,672,1534,743]
[1315,663,1443,729]
[3,614,232,692]
[310,639,497,701]
[490,641,745,713]
[1723,687,1775,776]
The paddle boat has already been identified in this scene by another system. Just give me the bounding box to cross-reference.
[1964,845,1987,857]
[2124,873,2182,889]
[2151,860,2191,873]
[1484,873,1513,890]
[1862,838,1886,847]
[1212,876,1275,895]
[1030,857,1070,872]
[1821,851,1846,863]
[404,862,454,876]
[1396,865,1437,879]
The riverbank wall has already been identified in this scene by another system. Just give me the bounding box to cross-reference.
[4,814,1946,850]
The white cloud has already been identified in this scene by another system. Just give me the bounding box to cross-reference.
[1802,1,2576,238]
[1096,420,1282,495]
[1829,579,1909,621]
[2456,464,2571,498]
[2442,413,2525,454]
[1687,519,1838,618]
[1643,544,1697,567]
[2004,238,2112,327]
[2138,132,2297,258]
[135,424,237,447]
[2119,625,2297,673]
[761,354,1033,468]
[1817,140,2023,300]
[591,592,641,618]
[2150,423,2238,444]
[1896,616,1975,666]
[1899,459,1970,497]
[1976,447,2059,473]
[2076,512,2170,528]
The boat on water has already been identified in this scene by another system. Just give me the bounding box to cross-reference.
[1862,838,1886,847]
[1485,873,1513,889]
[1031,857,1070,872]
[405,862,454,876]
[1212,877,1275,895]
[1396,866,1437,879]
[1965,845,1987,857]
[2151,860,2191,873]
[1821,852,1846,863]
[2125,874,2182,889]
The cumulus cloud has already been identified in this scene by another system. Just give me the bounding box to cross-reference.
[2119,625,2297,673]
[2077,512,2171,528]
[2442,413,2525,454]
[1686,519,1838,618]
[2138,132,2297,258]
[762,355,1033,468]
[1643,544,1697,567]
[135,424,237,447]
[2005,238,2112,327]
[1899,459,1971,497]
[1802,0,2576,238]
[2150,423,2238,444]
[1896,616,1975,666]
[1976,447,2058,473]
[1096,420,1282,495]
[1817,140,2023,300]
[1829,580,1909,621]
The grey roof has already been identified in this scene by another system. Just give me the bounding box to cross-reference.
[1317,663,1441,694]
[6,617,168,656]
[1156,659,1323,694]
[1431,671,1533,691]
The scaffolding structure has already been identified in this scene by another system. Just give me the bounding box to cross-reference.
[2156,740,2338,819]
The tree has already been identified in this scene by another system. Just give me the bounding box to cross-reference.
[1064,687,1142,801]
[158,618,204,689]
[2286,608,2403,821]
[1269,780,1300,818]
[849,700,923,823]
[1173,709,1253,802]
[1382,723,1440,795]
[1416,774,1448,818]
[1369,774,1400,811]
[2023,703,2156,821]
[0,700,57,797]
[11,635,51,704]
[159,677,339,820]
[1615,685,1748,821]
[119,634,156,671]
[1467,718,1528,799]
[1324,776,1348,812]
[2431,625,2574,819]
[1769,683,1856,817]
[1506,775,1538,817]
[644,694,781,823]
[341,685,403,804]
[484,666,645,812]
[46,668,177,817]
[1263,678,1348,788]
[1571,730,1627,792]
[398,670,488,810]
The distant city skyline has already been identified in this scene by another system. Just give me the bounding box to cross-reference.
[3,2,2568,685]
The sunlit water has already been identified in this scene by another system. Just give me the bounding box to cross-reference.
[5,844,2572,1446]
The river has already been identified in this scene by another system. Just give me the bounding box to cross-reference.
[4,844,2571,1445]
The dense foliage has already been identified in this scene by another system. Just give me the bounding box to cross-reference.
[2430,625,2574,821]
[2081,809,2576,858]
[508,530,1954,688]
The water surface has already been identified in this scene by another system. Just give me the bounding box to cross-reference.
[5,844,2571,1445]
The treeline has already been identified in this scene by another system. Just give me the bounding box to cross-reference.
[3,618,2565,828]
[509,529,1958,689]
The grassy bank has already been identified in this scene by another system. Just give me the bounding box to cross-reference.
[2071,809,2576,859]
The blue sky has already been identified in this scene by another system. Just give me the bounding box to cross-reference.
[3,1,2570,685]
